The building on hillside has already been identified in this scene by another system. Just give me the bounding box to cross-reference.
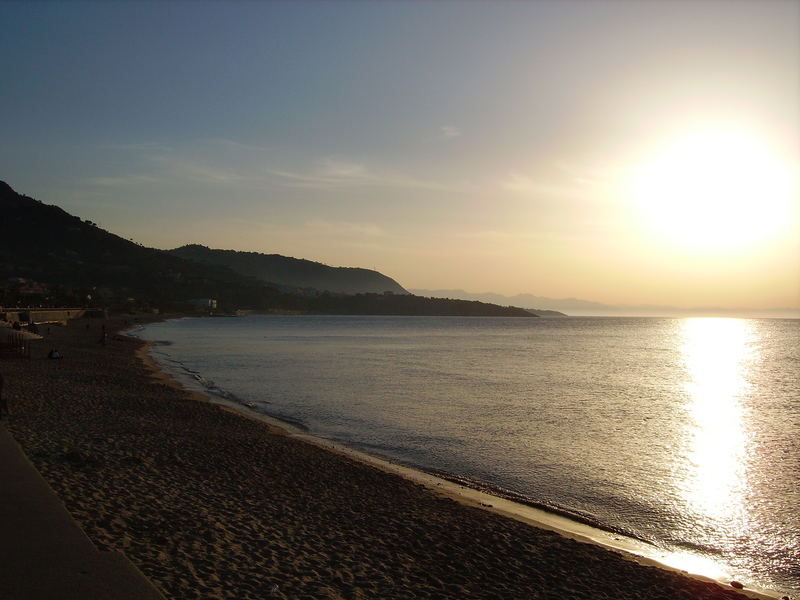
[189,298,218,311]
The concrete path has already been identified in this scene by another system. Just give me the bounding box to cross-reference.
[0,424,164,600]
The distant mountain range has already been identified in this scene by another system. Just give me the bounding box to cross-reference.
[169,244,408,295]
[411,289,800,319]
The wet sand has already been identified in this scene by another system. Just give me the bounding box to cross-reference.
[3,317,766,599]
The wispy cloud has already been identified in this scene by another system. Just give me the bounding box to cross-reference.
[553,161,618,187]
[86,139,465,194]
[303,219,387,238]
[269,158,373,188]
[83,174,161,186]
[96,141,172,152]
[269,157,456,192]
[318,158,370,178]
[500,172,582,199]
[150,154,251,185]
[440,125,462,139]
[455,229,540,241]
[502,173,539,193]
[99,138,272,155]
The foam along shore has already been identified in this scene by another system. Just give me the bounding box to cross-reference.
[3,316,783,600]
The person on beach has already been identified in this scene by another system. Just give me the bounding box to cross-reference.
[47,349,62,360]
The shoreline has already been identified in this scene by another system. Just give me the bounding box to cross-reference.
[132,318,783,600]
[4,315,786,599]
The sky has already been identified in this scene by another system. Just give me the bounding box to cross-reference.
[1,1,798,310]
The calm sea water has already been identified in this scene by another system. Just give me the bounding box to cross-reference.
[133,315,799,594]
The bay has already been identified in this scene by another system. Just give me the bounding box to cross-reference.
[132,315,800,595]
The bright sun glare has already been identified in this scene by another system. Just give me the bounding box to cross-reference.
[629,129,796,252]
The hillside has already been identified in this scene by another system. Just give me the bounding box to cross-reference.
[169,245,408,295]
[0,181,281,310]
[0,182,533,317]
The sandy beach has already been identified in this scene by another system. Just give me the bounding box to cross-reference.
[2,317,767,600]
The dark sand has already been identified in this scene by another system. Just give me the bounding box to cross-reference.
[2,317,765,599]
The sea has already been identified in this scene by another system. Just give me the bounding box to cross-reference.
[131,315,799,596]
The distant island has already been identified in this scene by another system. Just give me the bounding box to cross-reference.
[0,181,533,318]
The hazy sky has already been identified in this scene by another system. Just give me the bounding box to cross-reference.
[2,1,798,309]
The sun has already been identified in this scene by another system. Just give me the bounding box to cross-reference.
[628,129,796,252]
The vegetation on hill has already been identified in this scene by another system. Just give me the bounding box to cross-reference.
[169,244,408,295]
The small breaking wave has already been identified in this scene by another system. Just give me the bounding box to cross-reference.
[424,468,654,546]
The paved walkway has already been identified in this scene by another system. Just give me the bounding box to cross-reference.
[0,424,164,600]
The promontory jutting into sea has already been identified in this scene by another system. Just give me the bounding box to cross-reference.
[134,314,800,596]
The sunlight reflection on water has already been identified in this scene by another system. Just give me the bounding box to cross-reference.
[658,549,730,582]
[678,318,757,574]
